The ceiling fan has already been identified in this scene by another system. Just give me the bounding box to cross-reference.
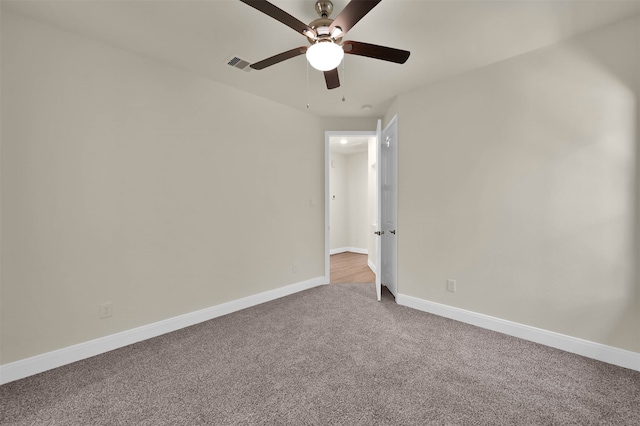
[239,0,410,90]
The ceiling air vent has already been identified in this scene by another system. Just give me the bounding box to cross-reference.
[226,56,252,72]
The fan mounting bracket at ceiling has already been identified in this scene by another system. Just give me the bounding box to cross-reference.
[315,1,334,18]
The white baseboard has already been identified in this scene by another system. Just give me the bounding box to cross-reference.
[368,259,376,274]
[0,276,327,385]
[330,247,368,255]
[396,294,640,372]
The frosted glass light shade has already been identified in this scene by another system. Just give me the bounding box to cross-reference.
[306,42,344,71]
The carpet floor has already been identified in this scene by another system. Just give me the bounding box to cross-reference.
[1,283,639,425]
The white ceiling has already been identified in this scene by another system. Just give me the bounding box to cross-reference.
[330,136,372,155]
[3,0,639,118]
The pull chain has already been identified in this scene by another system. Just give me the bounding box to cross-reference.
[306,60,310,109]
[341,57,346,102]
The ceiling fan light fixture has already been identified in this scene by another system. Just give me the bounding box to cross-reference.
[316,26,331,36]
[306,41,344,71]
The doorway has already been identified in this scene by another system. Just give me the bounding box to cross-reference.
[324,131,377,283]
[324,117,399,300]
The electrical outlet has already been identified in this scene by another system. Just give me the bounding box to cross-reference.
[99,302,113,319]
[447,279,456,292]
[292,263,298,273]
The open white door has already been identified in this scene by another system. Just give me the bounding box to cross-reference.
[375,120,382,301]
[381,116,398,298]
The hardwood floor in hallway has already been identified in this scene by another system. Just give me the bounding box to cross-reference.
[330,252,375,283]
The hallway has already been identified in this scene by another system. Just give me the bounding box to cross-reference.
[330,252,375,283]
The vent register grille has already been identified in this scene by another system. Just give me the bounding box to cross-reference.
[227,56,252,71]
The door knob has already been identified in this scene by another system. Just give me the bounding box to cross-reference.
[389,230,396,234]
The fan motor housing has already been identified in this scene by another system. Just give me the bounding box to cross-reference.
[306,17,343,44]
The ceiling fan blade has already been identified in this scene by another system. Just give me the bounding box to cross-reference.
[324,68,340,90]
[342,41,410,64]
[239,0,314,37]
[330,0,381,35]
[250,46,308,70]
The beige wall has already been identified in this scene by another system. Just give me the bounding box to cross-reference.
[0,11,369,364]
[330,152,348,250]
[321,118,378,133]
[2,8,638,369]
[346,152,368,251]
[389,16,640,352]
[329,151,368,252]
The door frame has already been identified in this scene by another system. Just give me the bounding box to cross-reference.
[324,130,377,282]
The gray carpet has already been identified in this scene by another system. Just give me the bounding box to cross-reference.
[1,283,639,425]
